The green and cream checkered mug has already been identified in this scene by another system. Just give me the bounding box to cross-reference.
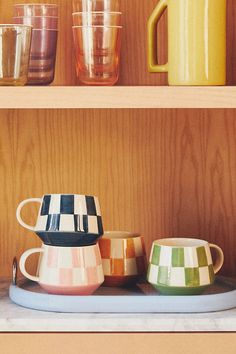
[147,238,224,295]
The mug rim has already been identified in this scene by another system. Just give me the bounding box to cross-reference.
[41,243,99,250]
[41,193,99,198]
[102,231,141,240]
[153,237,209,248]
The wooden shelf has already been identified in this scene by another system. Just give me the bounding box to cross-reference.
[1,86,236,109]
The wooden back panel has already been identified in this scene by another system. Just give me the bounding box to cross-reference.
[0,0,235,85]
[0,109,235,277]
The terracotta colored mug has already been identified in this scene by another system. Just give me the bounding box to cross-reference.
[19,243,104,295]
[99,231,147,287]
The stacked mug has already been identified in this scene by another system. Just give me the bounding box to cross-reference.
[72,0,122,85]
[13,3,59,85]
[16,194,104,295]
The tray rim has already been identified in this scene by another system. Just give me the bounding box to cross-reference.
[9,278,236,314]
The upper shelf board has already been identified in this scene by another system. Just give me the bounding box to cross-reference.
[1,86,236,109]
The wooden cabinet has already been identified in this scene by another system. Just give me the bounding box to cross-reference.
[0,1,236,349]
[0,0,235,278]
[1,108,236,277]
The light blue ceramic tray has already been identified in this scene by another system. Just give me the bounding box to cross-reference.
[9,277,236,313]
[9,257,236,313]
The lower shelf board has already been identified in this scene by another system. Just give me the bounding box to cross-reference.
[1,277,236,332]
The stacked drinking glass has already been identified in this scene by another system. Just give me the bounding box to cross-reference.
[13,4,59,85]
[72,0,122,85]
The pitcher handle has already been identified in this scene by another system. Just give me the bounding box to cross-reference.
[148,0,168,73]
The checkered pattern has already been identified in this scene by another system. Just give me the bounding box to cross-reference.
[35,194,103,235]
[147,244,215,287]
[99,236,147,277]
[39,244,104,286]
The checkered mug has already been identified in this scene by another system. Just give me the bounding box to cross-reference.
[99,231,147,287]
[16,194,103,246]
[147,238,224,295]
[19,243,104,295]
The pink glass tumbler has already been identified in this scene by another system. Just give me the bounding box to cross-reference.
[27,28,58,85]
[73,25,122,85]
[13,4,58,85]
[13,4,58,17]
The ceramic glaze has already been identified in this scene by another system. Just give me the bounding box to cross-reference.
[148,0,226,85]
[147,238,224,295]
[99,231,147,286]
[16,194,103,246]
[19,243,104,295]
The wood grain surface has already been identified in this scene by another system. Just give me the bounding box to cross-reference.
[0,0,235,85]
[1,87,236,109]
[0,109,235,277]
[1,334,236,354]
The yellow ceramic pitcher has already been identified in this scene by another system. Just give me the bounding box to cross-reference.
[148,0,226,86]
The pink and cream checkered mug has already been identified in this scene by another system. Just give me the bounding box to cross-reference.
[19,243,104,295]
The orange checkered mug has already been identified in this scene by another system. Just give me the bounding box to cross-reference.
[99,231,147,287]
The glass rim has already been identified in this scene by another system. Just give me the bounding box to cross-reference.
[0,24,33,28]
[14,3,58,8]
[72,25,122,28]
[31,28,58,31]
[13,15,59,19]
[72,11,122,15]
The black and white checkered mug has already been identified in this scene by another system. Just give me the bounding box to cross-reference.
[16,194,103,246]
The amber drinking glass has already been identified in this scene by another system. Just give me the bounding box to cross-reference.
[73,25,122,85]
[72,11,121,26]
[0,25,32,86]
[73,0,120,13]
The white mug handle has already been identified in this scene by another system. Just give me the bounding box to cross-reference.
[209,243,224,274]
[19,248,44,282]
[16,198,42,231]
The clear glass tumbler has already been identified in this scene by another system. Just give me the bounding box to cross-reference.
[73,25,122,85]
[0,25,32,86]
[72,12,122,26]
[13,4,58,17]
[73,0,120,13]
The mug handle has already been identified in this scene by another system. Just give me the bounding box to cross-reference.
[19,248,44,282]
[209,243,224,274]
[147,0,168,73]
[16,198,42,231]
